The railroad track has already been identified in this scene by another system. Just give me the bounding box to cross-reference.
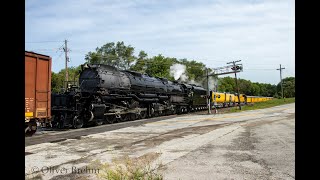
[25,106,239,147]
[25,113,180,147]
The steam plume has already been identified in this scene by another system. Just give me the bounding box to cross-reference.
[170,64,188,81]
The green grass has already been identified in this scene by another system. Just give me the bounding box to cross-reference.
[90,153,164,180]
[228,97,295,113]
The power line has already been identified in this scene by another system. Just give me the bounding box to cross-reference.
[54,52,64,60]
[26,48,60,52]
[244,69,276,70]
[25,41,63,43]
[26,42,66,53]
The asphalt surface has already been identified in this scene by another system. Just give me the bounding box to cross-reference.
[161,105,295,180]
[25,103,295,180]
[25,114,180,146]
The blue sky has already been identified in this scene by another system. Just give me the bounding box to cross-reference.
[25,0,294,85]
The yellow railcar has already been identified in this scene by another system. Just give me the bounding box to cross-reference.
[234,95,238,103]
[246,96,274,103]
[254,97,260,102]
[240,94,246,103]
[247,96,259,103]
[211,92,237,107]
[211,92,273,107]
[234,94,246,104]
[211,92,229,107]
[211,92,226,104]
[226,93,235,106]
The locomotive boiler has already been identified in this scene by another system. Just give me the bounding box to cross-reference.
[51,64,208,128]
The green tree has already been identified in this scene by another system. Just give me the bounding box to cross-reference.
[51,72,64,93]
[277,77,295,98]
[130,50,148,73]
[145,54,177,80]
[218,77,236,93]
[259,83,268,96]
[217,77,278,97]
[250,83,261,96]
[238,79,252,95]
[85,41,136,70]
[181,59,206,82]
[51,66,82,93]
[264,84,277,97]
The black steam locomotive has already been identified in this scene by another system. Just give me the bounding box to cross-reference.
[51,64,208,129]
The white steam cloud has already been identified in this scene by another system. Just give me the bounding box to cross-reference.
[170,64,188,81]
[169,63,218,91]
[188,79,202,86]
[209,76,219,91]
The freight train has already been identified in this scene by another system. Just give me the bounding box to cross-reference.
[24,55,274,136]
[51,64,209,128]
[25,51,52,136]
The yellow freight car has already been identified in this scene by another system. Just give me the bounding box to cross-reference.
[211,92,273,107]
[234,94,246,104]
[211,92,227,107]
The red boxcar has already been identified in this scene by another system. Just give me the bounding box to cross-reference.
[25,51,52,136]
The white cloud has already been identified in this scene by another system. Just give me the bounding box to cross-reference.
[25,0,294,84]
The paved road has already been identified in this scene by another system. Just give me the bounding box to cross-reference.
[25,103,295,180]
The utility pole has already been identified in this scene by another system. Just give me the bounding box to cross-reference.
[227,60,242,110]
[63,39,69,89]
[208,63,243,113]
[206,68,211,114]
[276,64,285,99]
